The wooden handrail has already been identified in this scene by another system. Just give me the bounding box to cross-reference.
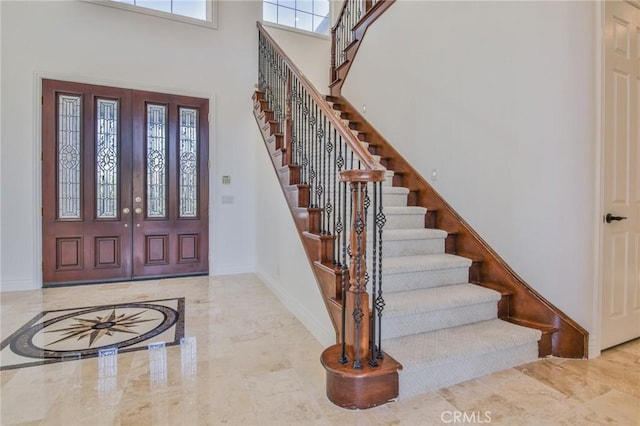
[257,22,384,173]
[331,0,352,33]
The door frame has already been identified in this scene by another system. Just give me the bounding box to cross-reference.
[33,71,216,287]
[594,0,640,358]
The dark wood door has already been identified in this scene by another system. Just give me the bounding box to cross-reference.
[131,91,209,278]
[42,80,209,285]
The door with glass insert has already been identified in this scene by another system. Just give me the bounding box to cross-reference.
[131,90,209,278]
[42,80,209,285]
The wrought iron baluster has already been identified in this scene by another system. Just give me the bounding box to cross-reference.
[292,78,298,166]
[331,127,338,262]
[314,104,321,212]
[302,90,309,188]
[335,133,344,266]
[318,112,325,233]
[375,181,386,359]
[323,115,331,236]
[296,79,303,167]
[339,178,348,365]
[369,181,379,367]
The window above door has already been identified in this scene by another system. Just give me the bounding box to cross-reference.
[263,0,330,36]
[89,0,217,29]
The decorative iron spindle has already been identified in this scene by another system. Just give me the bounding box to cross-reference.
[369,181,378,368]
[339,179,349,365]
[374,182,386,359]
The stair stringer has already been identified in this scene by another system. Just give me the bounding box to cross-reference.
[329,95,589,359]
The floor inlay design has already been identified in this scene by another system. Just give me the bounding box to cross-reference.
[0,298,184,370]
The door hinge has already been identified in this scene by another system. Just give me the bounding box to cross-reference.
[41,95,44,106]
[41,207,43,216]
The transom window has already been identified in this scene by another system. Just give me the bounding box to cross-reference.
[263,0,330,35]
[101,0,216,28]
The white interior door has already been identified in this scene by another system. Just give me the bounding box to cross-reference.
[601,0,640,349]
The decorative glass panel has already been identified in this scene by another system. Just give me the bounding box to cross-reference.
[96,99,119,219]
[179,108,198,218]
[146,104,167,218]
[57,95,82,219]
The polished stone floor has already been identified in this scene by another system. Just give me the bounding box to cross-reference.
[0,274,638,425]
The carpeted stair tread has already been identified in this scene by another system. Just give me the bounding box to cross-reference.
[383,319,542,370]
[384,284,501,317]
[383,253,472,274]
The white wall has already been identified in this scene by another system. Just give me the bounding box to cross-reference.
[0,0,261,290]
[264,25,331,91]
[342,1,598,333]
[253,136,334,347]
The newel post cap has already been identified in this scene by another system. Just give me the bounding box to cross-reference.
[339,169,386,183]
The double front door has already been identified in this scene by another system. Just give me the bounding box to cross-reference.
[42,80,209,285]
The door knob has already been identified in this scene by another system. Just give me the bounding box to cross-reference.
[605,213,627,223]
[122,207,130,214]
[134,207,143,214]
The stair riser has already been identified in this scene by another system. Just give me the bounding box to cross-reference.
[383,268,470,293]
[370,238,445,257]
[382,193,409,207]
[394,342,539,399]
[372,213,425,230]
[384,303,498,340]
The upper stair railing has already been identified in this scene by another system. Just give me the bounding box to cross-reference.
[330,0,396,94]
[256,22,389,373]
[332,0,367,74]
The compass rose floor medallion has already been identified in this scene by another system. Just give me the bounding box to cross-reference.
[0,298,184,370]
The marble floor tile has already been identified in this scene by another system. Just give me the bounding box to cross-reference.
[1,274,639,425]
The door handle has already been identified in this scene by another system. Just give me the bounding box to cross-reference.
[605,213,627,223]
[122,207,130,214]
[134,207,143,214]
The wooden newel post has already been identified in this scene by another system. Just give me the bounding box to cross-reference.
[340,169,385,368]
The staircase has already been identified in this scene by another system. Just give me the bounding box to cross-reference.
[253,5,588,409]
[326,104,541,399]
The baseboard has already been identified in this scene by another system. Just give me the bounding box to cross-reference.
[588,334,601,359]
[212,262,254,276]
[0,278,40,292]
[256,270,335,347]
